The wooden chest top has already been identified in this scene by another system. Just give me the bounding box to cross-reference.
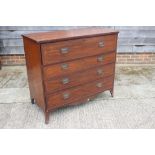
[22,27,119,43]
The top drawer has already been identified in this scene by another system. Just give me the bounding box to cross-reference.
[41,34,117,65]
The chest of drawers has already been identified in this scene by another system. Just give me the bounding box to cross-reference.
[22,28,119,124]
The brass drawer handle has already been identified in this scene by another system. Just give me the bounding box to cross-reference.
[63,92,70,99]
[96,82,103,88]
[62,78,70,84]
[87,98,90,102]
[61,63,69,70]
[97,69,104,75]
[98,41,104,48]
[97,55,104,62]
[60,47,69,54]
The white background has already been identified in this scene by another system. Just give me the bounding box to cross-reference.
[0,130,155,155]
[0,0,155,26]
[0,0,155,155]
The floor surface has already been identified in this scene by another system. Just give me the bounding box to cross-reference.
[0,65,155,128]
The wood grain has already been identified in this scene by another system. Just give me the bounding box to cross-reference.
[47,76,113,110]
[22,27,118,43]
[45,63,115,94]
[42,34,117,65]
[43,52,116,80]
[23,37,46,111]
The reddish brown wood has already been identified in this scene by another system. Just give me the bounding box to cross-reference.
[22,27,119,43]
[23,37,46,111]
[47,76,113,110]
[22,28,119,124]
[44,63,115,94]
[41,34,117,65]
[43,52,116,80]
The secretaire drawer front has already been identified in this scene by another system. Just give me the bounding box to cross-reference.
[43,51,116,80]
[41,34,117,65]
[47,76,113,109]
[45,63,115,94]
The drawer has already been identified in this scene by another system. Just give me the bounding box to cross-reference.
[47,76,113,109]
[43,51,116,80]
[41,34,117,65]
[45,63,115,94]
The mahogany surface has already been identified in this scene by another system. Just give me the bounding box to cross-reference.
[22,27,119,124]
[43,52,116,80]
[23,37,46,111]
[41,34,117,65]
[44,63,115,94]
[47,76,113,109]
[23,27,118,43]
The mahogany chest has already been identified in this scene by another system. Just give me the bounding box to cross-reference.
[22,28,119,124]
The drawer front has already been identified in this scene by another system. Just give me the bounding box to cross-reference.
[45,63,115,94]
[47,76,113,109]
[41,34,117,65]
[43,51,116,80]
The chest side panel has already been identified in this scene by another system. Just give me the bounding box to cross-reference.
[23,37,46,111]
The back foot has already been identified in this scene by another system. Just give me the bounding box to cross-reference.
[31,98,35,104]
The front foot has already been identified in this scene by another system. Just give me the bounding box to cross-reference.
[31,98,35,104]
[110,89,114,97]
[45,111,49,124]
